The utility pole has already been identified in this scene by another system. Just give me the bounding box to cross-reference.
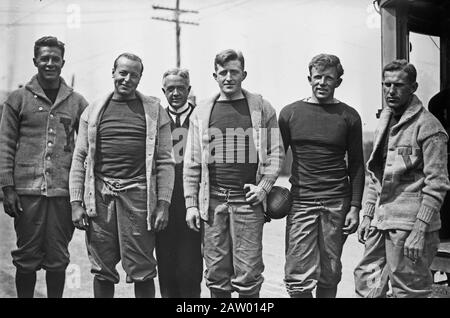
[152,0,199,67]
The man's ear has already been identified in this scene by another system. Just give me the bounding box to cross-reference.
[61,59,65,69]
[336,77,343,88]
[307,75,312,85]
[411,82,418,93]
[162,88,166,94]
[213,72,217,81]
[188,86,192,94]
[112,68,115,78]
[242,70,247,81]
[33,57,38,67]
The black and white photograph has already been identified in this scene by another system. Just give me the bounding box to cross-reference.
[0,0,449,301]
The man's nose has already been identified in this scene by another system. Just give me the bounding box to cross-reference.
[225,72,232,81]
[318,77,326,85]
[124,74,131,82]
[173,88,180,95]
[388,85,396,95]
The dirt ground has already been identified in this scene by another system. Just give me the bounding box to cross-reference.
[0,177,367,298]
[1,177,448,298]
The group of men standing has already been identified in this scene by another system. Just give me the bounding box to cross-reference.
[0,35,448,298]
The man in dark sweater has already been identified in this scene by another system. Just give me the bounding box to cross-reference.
[278,54,364,298]
[155,68,203,298]
[184,49,284,298]
[69,53,174,298]
[0,36,88,298]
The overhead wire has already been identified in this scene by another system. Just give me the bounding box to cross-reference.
[196,0,236,11]
[0,16,151,27]
[4,0,59,28]
[198,0,255,21]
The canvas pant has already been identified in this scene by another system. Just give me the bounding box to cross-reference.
[354,228,439,298]
[86,175,157,284]
[284,197,350,296]
[203,186,265,296]
[12,195,74,273]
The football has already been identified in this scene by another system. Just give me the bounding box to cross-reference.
[266,186,292,219]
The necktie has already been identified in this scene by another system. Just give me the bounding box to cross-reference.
[168,105,191,127]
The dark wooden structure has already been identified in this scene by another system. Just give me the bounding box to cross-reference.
[377,0,450,281]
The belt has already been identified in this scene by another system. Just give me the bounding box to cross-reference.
[210,185,247,201]
[96,173,146,195]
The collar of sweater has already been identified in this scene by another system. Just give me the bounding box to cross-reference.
[88,91,162,126]
[25,74,73,106]
[381,94,424,127]
[195,89,265,133]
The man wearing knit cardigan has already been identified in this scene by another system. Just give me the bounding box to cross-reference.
[354,60,450,298]
[0,36,88,298]
[69,53,174,298]
[184,49,284,298]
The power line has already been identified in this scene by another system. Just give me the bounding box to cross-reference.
[152,16,199,26]
[152,4,198,14]
[69,24,174,67]
[4,0,59,28]
[196,0,235,11]
[198,0,255,21]
[0,16,151,27]
[152,0,199,67]
[0,7,150,14]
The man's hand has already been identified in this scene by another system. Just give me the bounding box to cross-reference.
[71,201,89,231]
[404,219,427,263]
[244,184,267,206]
[2,186,23,218]
[152,200,170,232]
[186,207,201,232]
[357,216,373,244]
[343,206,360,236]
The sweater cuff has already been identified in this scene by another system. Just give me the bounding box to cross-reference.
[157,189,173,203]
[0,173,14,189]
[185,196,198,209]
[363,202,375,218]
[258,178,276,194]
[70,188,84,202]
[351,200,362,209]
[416,205,437,224]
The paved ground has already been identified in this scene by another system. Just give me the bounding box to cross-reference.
[0,177,369,298]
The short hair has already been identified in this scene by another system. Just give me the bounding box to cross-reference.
[162,68,190,86]
[34,36,65,58]
[383,59,417,84]
[113,52,144,75]
[214,49,245,71]
[308,53,344,78]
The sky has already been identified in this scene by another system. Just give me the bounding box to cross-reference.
[0,0,441,132]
